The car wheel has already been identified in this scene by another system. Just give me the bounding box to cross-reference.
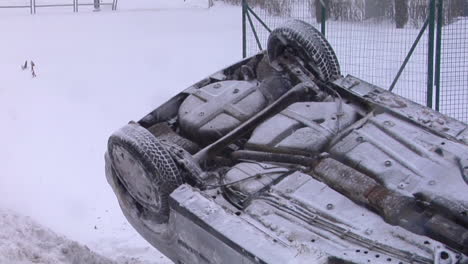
[267,19,341,82]
[105,152,178,258]
[108,123,183,224]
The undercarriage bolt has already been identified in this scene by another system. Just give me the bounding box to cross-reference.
[384,120,394,127]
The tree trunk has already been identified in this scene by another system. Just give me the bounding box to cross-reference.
[395,0,409,28]
[315,0,327,23]
[451,0,465,18]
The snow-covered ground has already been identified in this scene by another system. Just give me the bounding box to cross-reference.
[0,208,119,264]
[0,1,241,263]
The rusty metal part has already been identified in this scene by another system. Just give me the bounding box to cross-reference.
[313,158,415,224]
[230,150,317,167]
[148,123,200,154]
[275,51,318,85]
[160,141,207,187]
[313,158,468,254]
[425,215,468,255]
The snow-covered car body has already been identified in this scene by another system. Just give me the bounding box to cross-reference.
[105,20,468,264]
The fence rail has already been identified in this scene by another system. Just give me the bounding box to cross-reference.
[242,0,468,123]
[0,0,118,13]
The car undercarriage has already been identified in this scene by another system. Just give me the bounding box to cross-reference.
[105,20,468,264]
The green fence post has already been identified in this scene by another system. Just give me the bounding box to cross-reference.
[434,0,443,111]
[427,0,436,108]
[242,0,247,58]
[321,0,326,36]
[246,5,272,33]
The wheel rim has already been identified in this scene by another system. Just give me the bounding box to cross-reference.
[111,145,161,211]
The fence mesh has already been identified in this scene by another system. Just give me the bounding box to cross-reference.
[245,0,467,123]
[439,17,468,122]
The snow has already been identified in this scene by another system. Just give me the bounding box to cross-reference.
[0,208,116,264]
[0,1,241,263]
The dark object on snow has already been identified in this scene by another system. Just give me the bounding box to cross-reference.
[31,61,36,78]
[93,0,100,10]
[105,19,468,264]
[21,60,28,70]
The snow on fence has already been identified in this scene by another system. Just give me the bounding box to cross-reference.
[0,0,117,13]
[240,0,468,123]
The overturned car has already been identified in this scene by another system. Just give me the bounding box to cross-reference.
[105,20,468,264]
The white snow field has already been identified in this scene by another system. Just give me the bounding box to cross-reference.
[0,1,240,263]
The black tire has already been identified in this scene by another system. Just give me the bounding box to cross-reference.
[108,123,183,224]
[267,19,341,82]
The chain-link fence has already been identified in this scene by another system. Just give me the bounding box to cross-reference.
[241,0,468,123]
[439,3,468,122]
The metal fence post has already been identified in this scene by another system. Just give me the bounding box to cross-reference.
[434,0,443,111]
[426,0,436,108]
[242,0,247,58]
[320,0,326,36]
[94,0,100,11]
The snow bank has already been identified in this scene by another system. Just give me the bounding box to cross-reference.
[0,208,117,264]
